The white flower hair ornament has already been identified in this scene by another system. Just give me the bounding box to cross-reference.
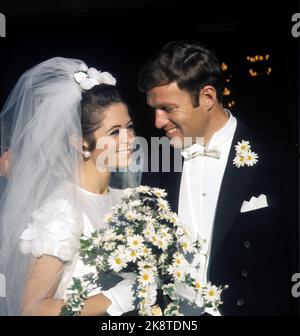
[74,63,117,91]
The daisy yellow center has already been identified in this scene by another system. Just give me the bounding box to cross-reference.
[130,251,136,257]
[239,156,245,162]
[143,274,149,281]
[152,236,157,242]
[133,240,139,245]
[208,290,215,297]
[247,155,252,160]
[195,282,201,289]
[115,258,122,265]
[176,271,182,278]
[182,242,188,249]
[175,259,181,265]
[241,145,247,150]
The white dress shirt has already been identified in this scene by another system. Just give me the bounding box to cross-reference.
[178,110,237,315]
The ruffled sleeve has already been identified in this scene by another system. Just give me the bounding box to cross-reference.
[20,198,82,262]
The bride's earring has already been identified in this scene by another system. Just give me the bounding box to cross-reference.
[83,150,92,160]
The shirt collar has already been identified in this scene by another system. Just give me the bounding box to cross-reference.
[180,110,237,160]
[206,109,237,150]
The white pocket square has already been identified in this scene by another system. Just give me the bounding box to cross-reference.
[240,194,268,213]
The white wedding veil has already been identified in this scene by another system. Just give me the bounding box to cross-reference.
[0,57,141,315]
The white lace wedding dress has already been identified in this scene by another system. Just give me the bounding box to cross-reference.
[20,181,123,300]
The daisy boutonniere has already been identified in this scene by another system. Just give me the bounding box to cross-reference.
[233,140,259,168]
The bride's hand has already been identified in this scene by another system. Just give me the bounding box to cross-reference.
[101,276,137,315]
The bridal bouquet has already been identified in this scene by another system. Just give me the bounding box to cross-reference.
[61,186,226,316]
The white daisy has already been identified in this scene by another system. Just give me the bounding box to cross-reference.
[157,198,170,212]
[152,188,167,198]
[172,253,187,268]
[167,265,186,282]
[157,236,169,251]
[127,234,144,251]
[141,206,152,216]
[138,269,155,287]
[127,249,140,262]
[193,277,205,293]
[103,241,116,251]
[159,226,170,237]
[159,212,173,222]
[137,287,152,302]
[103,213,114,224]
[233,154,246,168]
[141,246,152,257]
[179,236,196,253]
[204,284,222,303]
[116,244,128,254]
[182,227,191,238]
[176,227,185,236]
[108,251,128,272]
[138,260,157,272]
[172,267,186,283]
[136,185,151,194]
[235,140,250,154]
[125,210,140,222]
[103,228,118,241]
[143,224,155,239]
[125,226,135,236]
[129,199,142,208]
[90,233,104,246]
[143,215,156,226]
[244,151,259,167]
[149,233,158,245]
[168,212,180,226]
[138,284,157,303]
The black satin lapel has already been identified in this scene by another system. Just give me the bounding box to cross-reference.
[163,157,183,212]
[210,127,257,259]
[164,170,182,213]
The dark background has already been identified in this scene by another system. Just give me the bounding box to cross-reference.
[0,0,299,145]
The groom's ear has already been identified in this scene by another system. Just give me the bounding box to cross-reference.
[199,85,217,111]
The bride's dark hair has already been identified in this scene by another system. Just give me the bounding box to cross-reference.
[80,84,126,151]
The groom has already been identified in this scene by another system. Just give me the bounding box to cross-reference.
[138,41,298,315]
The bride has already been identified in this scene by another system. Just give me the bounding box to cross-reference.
[0,57,141,316]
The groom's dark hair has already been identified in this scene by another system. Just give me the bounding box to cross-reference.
[138,40,224,107]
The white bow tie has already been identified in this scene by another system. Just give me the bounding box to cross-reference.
[181,143,221,160]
